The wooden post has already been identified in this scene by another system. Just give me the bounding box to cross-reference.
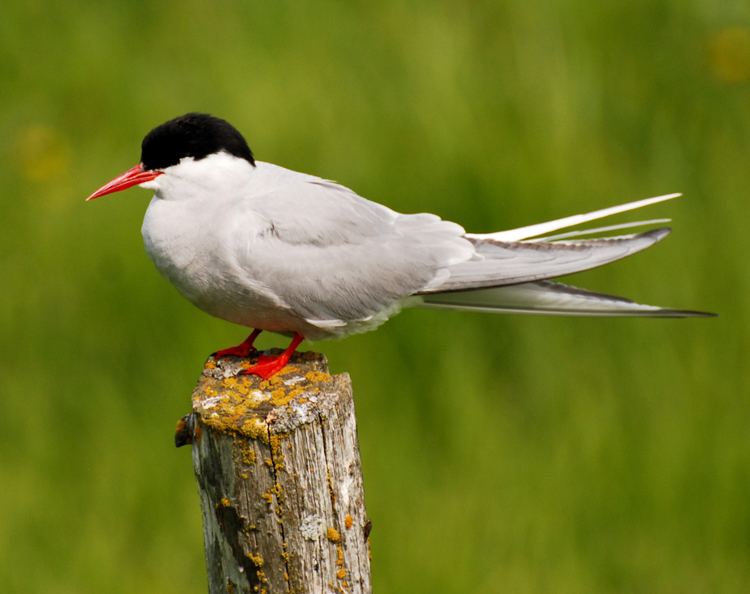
[176,350,372,594]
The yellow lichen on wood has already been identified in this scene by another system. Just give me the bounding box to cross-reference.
[305,370,332,383]
[241,443,256,466]
[336,546,344,571]
[221,377,238,389]
[246,552,263,567]
[270,434,286,471]
[270,388,294,407]
[241,418,270,443]
[327,527,340,542]
[345,515,353,530]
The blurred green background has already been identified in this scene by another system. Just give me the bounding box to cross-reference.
[1,0,747,592]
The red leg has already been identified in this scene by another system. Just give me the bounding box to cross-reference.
[214,329,262,358]
[241,333,304,380]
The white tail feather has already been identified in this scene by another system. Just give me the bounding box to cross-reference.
[468,193,681,242]
[531,218,671,242]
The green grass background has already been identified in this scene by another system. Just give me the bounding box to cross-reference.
[1,1,748,592]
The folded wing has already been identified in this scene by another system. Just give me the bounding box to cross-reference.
[424,228,672,293]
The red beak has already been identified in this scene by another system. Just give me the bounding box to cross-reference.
[86,164,164,201]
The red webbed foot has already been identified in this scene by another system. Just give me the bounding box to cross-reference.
[241,333,304,380]
[213,329,262,358]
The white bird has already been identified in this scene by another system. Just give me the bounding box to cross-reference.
[88,113,714,378]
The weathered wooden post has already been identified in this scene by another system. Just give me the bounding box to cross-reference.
[176,350,372,594]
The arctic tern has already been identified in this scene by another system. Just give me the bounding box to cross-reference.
[88,113,713,379]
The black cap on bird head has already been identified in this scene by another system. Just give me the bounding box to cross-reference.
[140,113,255,171]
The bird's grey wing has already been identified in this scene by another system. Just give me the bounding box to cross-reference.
[227,180,472,325]
[422,229,671,293]
[418,280,715,317]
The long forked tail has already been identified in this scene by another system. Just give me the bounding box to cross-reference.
[418,280,716,318]
[418,193,715,317]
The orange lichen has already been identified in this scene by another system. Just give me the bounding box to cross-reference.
[241,419,270,443]
[337,568,346,579]
[261,492,273,505]
[241,443,256,466]
[326,469,337,503]
[226,583,234,593]
[305,371,332,383]
[345,515,353,530]
[270,388,295,407]
[327,527,340,542]
[246,552,263,567]
[220,498,230,507]
[270,435,286,471]
[336,546,344,566]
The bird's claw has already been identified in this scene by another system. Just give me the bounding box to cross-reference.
[240,333,304,379]
[213,344,258,358]
[213,329,263,359]
[241,355,289,380]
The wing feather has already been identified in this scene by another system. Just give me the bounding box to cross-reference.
[418,280,715,317]
[423,228,671,294]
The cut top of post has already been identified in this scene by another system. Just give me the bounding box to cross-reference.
[191,350,342,442]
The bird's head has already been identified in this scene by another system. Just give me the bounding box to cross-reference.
[87,113,256,201]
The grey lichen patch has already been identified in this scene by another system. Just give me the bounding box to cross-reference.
[192,350,340,440]
[300,514,324,541]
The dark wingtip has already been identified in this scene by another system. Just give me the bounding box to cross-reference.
[641,227,672,243]
[666,309,718,318]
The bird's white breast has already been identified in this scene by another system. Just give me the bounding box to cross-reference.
[141,193,293,330]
